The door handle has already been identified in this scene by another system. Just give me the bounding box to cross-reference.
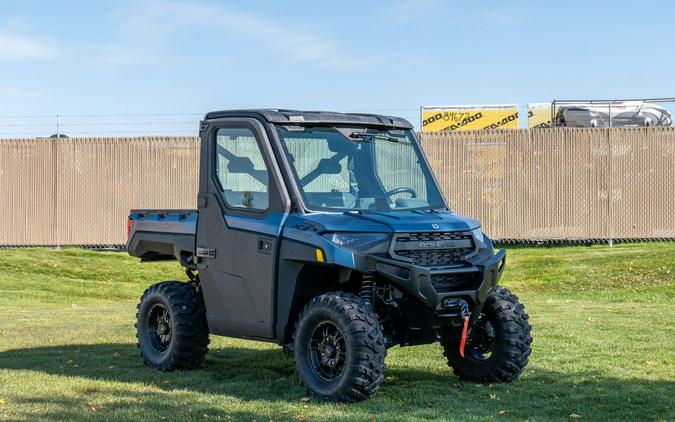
[257,239,272,254]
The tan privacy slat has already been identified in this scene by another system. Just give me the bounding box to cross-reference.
[0,137,199,245]
[0,139,56,244]
[0,129,674,245]
[420,127,675,240]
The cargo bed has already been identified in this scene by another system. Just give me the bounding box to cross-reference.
[126,209,198,268]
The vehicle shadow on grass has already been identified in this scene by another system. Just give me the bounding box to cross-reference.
[0,343,673,421]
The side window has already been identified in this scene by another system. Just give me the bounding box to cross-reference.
[215,127,269,210]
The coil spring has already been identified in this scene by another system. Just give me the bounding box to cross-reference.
[360,274,375,306]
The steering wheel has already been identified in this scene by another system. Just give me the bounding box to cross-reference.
[385,187,417,199]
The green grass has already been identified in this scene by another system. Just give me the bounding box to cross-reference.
[0,244,673,421]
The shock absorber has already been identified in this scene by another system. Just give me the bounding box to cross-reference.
[360,274,375,306]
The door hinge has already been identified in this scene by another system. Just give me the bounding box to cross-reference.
[196,247,216,258]
[199,120,208,133]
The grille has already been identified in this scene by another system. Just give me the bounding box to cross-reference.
[395,232,473,242]
[395,249,471,266]
[431,274,475,293]
[393,232,474,267]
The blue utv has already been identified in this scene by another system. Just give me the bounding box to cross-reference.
[127,109,532,402]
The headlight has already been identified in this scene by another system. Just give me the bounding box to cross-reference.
[322,232,389,249]
[472,229,494,253]
[471,229,484,243]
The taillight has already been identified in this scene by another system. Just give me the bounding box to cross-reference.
[127,218,133,237]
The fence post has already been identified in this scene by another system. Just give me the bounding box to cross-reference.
[52,113,61,247]
[51,137,59,247]
[607,128,613,247]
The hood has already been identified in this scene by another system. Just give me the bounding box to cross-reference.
[288,210,480,234]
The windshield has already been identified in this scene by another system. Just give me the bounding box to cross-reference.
[275,125,446,212]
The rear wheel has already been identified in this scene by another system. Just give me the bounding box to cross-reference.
[442,286,532,383]
[136,281,210,371]
[281,343,294,356]
[293,293,386,402]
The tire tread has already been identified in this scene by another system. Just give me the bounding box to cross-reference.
[442,286,532,383]
[136,281,210,371]
[293,292,386,402]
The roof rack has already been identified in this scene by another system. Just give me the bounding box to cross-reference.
[202,109,413,129]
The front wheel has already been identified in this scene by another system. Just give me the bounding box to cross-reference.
[293,293,386,402]
[442,286,532,383]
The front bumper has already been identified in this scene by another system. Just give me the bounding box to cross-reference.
[367,248,506,310]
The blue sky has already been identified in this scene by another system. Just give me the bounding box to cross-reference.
[1,0,674,135]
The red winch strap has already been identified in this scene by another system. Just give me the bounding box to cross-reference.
[459,316,470,358]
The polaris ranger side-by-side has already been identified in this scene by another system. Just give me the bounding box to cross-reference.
[127,109,532,402]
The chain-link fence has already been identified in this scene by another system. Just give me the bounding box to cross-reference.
[420,127,675,241]
[0,136,199,246]
[0,128,674,246]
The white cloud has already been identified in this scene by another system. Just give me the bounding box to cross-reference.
[0,32,59,61]
[99,0,357,70]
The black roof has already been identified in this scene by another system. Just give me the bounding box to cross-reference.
[203,109,413,129]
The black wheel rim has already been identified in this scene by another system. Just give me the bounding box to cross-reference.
[308,320,346,382]
[146,303,172,354]
[466,314,497,361]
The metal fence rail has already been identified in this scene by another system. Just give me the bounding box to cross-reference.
[0,128,673,246]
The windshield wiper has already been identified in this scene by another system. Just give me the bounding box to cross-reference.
[412,207,448,214]
[348,132,408,143]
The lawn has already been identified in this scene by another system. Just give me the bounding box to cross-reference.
[0,244,673,421]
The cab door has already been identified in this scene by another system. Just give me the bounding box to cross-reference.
[196,118,290,339]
